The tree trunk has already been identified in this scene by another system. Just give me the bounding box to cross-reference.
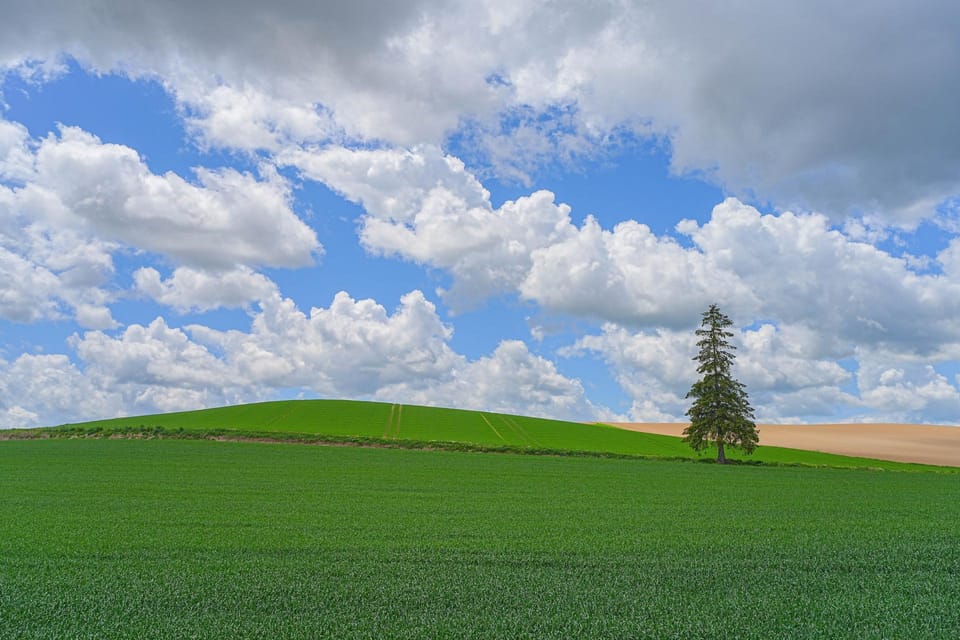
[717,441,727,464]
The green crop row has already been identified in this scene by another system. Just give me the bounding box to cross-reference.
[2,439,958,638]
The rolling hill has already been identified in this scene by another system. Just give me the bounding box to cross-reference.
[27,399,954,471]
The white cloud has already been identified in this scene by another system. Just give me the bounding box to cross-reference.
[280,144,491,221]
[134,266,278,312]
[0,245,64,323]
[568,314,960,424]
[186,290,463,395]
[0,118,33,182]
[680,199,960,357]
[735,323,860,422]
[74,304,118,331]
[0,0,497,145]
[737,324,851,393]
[936,237,960,277]
[68,317,260,417]
[0,405,40,430]
[521,215,743,328]
[74,317,240,391]
[0,289,601,426]
[854,350,960,423]
[185,85,341,152]
[377,339,607,421]
[279,143,960,422]
[5,1,960,221]
[289,146,960,361]
[30,126,319,269]
[4,4,960,425]
[0,173,117,326]
[565,325,697,422]
[0,119,321,326]
[568,321,863,424]
[495,1,960,224]
[283,144,576,308]
[0,353,124,428]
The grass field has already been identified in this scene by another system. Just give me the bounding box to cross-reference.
[1,438,958,638]
[41,399,953,471]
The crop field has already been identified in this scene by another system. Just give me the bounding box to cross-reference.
[2,438,958,638]
[47,399,952,471]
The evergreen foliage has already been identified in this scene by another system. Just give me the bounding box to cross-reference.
[684,304,758,463]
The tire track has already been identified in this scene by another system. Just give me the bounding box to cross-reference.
[391,404,403,439]
[383,404,397,438]
[479,413,506,442]
[503,415,542,447]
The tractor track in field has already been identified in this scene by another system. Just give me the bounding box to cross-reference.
[383,404,403,439]
[502,415,541,447]
[479,413,506,442]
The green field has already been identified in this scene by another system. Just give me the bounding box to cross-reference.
[42,399,951,471]
[1,438,958,638]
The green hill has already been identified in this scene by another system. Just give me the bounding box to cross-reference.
[57,399,687,456]
[38,399,951,472]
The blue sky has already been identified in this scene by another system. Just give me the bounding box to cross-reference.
[3,1,960,427]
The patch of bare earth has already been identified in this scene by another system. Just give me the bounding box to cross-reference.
[609,422,960,467]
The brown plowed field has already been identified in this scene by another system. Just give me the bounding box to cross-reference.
[610,422,960,467]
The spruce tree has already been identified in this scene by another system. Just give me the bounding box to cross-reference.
[683,304,758,463]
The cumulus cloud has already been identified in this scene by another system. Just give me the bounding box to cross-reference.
[134,266,278,312]
[279,143,960,422]
[534,198,960,352]
[292,146,720,332]
[5,1,960,221]
[29,126,319,268]
[567,321,861,423]
[521,215,741,328]
[1,285,604,426]
[853,350,960,424]
[184,290,463,395]
[567,317,960,424]
[288,145,960,358]
[563,325,696,422]
[1,161,118,327]
[185,85,342,151]
[4,2,960,424]
[0,245,65,323]
[0,353,124,428]
[72,317,250,410]
[737,324,851,394]
[0,0,494,144]
[4,289,598,426]
[282,144,577,308]
[0,118,33,182]
[679,200,960,357]
[376,339,607,421]
[0,119,320,326]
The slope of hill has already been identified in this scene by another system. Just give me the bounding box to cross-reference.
[54,399,689,458]
[24,399,954,471]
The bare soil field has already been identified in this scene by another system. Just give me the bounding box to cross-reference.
[610,422,960,467]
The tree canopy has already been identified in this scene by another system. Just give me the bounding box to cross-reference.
[683,304,758,463]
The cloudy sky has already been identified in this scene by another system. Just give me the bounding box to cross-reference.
[2,0,960,427]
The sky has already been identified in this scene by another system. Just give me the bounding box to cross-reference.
[3,0,960,427]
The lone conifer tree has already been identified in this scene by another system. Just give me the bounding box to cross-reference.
[683,304,758,463]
